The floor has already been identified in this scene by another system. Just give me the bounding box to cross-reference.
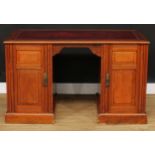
[0,94,155,131]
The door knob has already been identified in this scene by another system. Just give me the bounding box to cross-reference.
[105,73,110,87]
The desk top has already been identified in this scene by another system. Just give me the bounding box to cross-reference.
[4,29,149,44]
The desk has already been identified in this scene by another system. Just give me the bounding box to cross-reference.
[4,29,149,124]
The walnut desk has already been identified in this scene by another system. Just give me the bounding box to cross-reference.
[4,29,149,124]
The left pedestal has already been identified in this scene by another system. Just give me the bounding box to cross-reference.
[5,44,54,124]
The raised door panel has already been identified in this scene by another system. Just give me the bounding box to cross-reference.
[16,50,41,69]
[14,45,45,113]
[109,45,138,113]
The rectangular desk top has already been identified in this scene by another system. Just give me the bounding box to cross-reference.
[4,29,150,44]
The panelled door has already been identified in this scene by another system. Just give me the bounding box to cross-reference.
[108,45,139,113]
[13,45,47,113]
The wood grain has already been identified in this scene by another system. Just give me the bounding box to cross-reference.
[5,113,54,124]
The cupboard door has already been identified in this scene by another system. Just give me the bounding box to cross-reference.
[13,45,45,113]
[109,45,139,113]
